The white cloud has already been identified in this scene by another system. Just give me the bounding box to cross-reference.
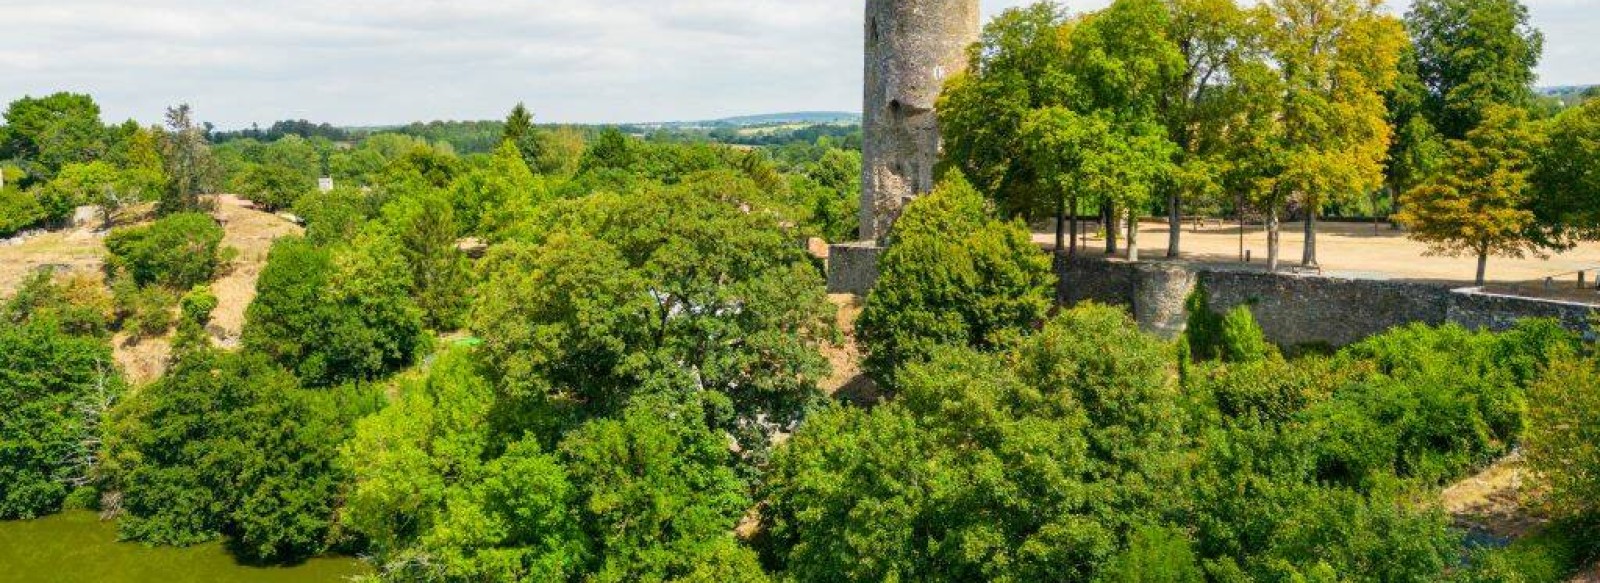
[0,0,1591,128]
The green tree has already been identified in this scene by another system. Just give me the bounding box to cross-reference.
[939,3,1075,219]
[1261,0,1406,269]
[380,188,473,330]
[1159,0,1254,258]
[473,184,833,449]
[0,304,122,519]
[1064,0,1183,262]
[767,305,1184,582]
[448,140,546,241]
[1406,0,1544,142]
[560,394,763,582]
[1530,99,1600,248]
[103,212,225,290]
[157,104,221,214]
[237,135,319,211]
[243,235,426,386]
[856,173,1053,384]
[1396,106,1544,285]
[110,349,356,563]
[0,93,106,183]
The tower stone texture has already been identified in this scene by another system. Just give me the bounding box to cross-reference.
[860,0,981,241]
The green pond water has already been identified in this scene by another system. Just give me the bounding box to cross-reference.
[0,511,370,583]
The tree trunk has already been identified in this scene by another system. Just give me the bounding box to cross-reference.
[1267,207,1281,272]
[1054,191,1066,254]
[1127,209,1140,263]
[1476,251,1488,287]
[1069,194,1079,256]
[1167,190,1181,258]
[1302,208,1319,268]
[1105,203,1118,255]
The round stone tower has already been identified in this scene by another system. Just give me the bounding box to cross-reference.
[860,0,981,241]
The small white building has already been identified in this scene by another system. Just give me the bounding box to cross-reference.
[318,177,334,193]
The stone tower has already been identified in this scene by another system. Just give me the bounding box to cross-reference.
[860,0,981,241]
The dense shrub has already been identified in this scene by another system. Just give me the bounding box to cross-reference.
[344,351,762,582]
[1219,306,1274,362]
[0,312,123,519]
[765,305,1184,582]
[856,173,1053,385]
[4,269,114,337]
[179,285,217,325]
[1525,354,1600,524]
[104,212,225,290]
[111,277,175,340]
[243,234,427,386]
[108,348,371,562]
[0,186,46,236]
[473,183,833,448]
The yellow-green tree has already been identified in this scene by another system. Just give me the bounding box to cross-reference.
[1396,107,1544,285]
[1261,0,1405,269]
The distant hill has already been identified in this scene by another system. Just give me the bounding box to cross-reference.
[1536,85,1596,97]
[629,112,861,130]
[708,112,861,127]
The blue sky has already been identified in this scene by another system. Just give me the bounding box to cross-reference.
[0,0,1592,128]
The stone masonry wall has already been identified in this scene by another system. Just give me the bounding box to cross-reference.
[1056,258,1595,348]
[861,0,981,241]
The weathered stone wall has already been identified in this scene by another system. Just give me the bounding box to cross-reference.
[1197,271,1452,349]
[861,0,981,241]
[1055,258,1596,348]
[1448,290,1598,340]
[826,242,885,295]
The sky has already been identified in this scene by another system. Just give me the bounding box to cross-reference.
[1,0,1594,129]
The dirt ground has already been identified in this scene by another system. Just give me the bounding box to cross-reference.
[1037,219,1600,290]
[0,196,300,385]
[209,194,303,345]
[1440,453,1545,540]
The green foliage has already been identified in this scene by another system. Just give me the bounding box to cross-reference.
[768,305,1185,582]
[4,269,114,337]
[1406,0,1544,141]
[1397,106,1546,284]
[560,394,760,581]
[1183,284,1224,360]
[1524,354,1600,524]
[345,351,760,581]
[1461,523,1596,583]
[112,278,175,341]
[1219,306,1273,363]
[243,235,426,387]
[938,3,1073,218]
[0,297,122,519]
[156,104,221,215]
[379,187,472,330]
[472,182,833,447]
[293,185,374,246]
[1096,524,1206,583]
[179,285,217,325]
[1531,99,1600,248]
[109,349,364,562]
[857,173,1053,385]
[448,140,546,241]
[1,92,106,183]
[104,212,224,290]
[0,185,47,237]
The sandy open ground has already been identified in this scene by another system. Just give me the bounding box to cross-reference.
[1035,219,1600,289]
[0,196,300,384]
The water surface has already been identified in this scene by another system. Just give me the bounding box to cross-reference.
[0,511,370,583]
